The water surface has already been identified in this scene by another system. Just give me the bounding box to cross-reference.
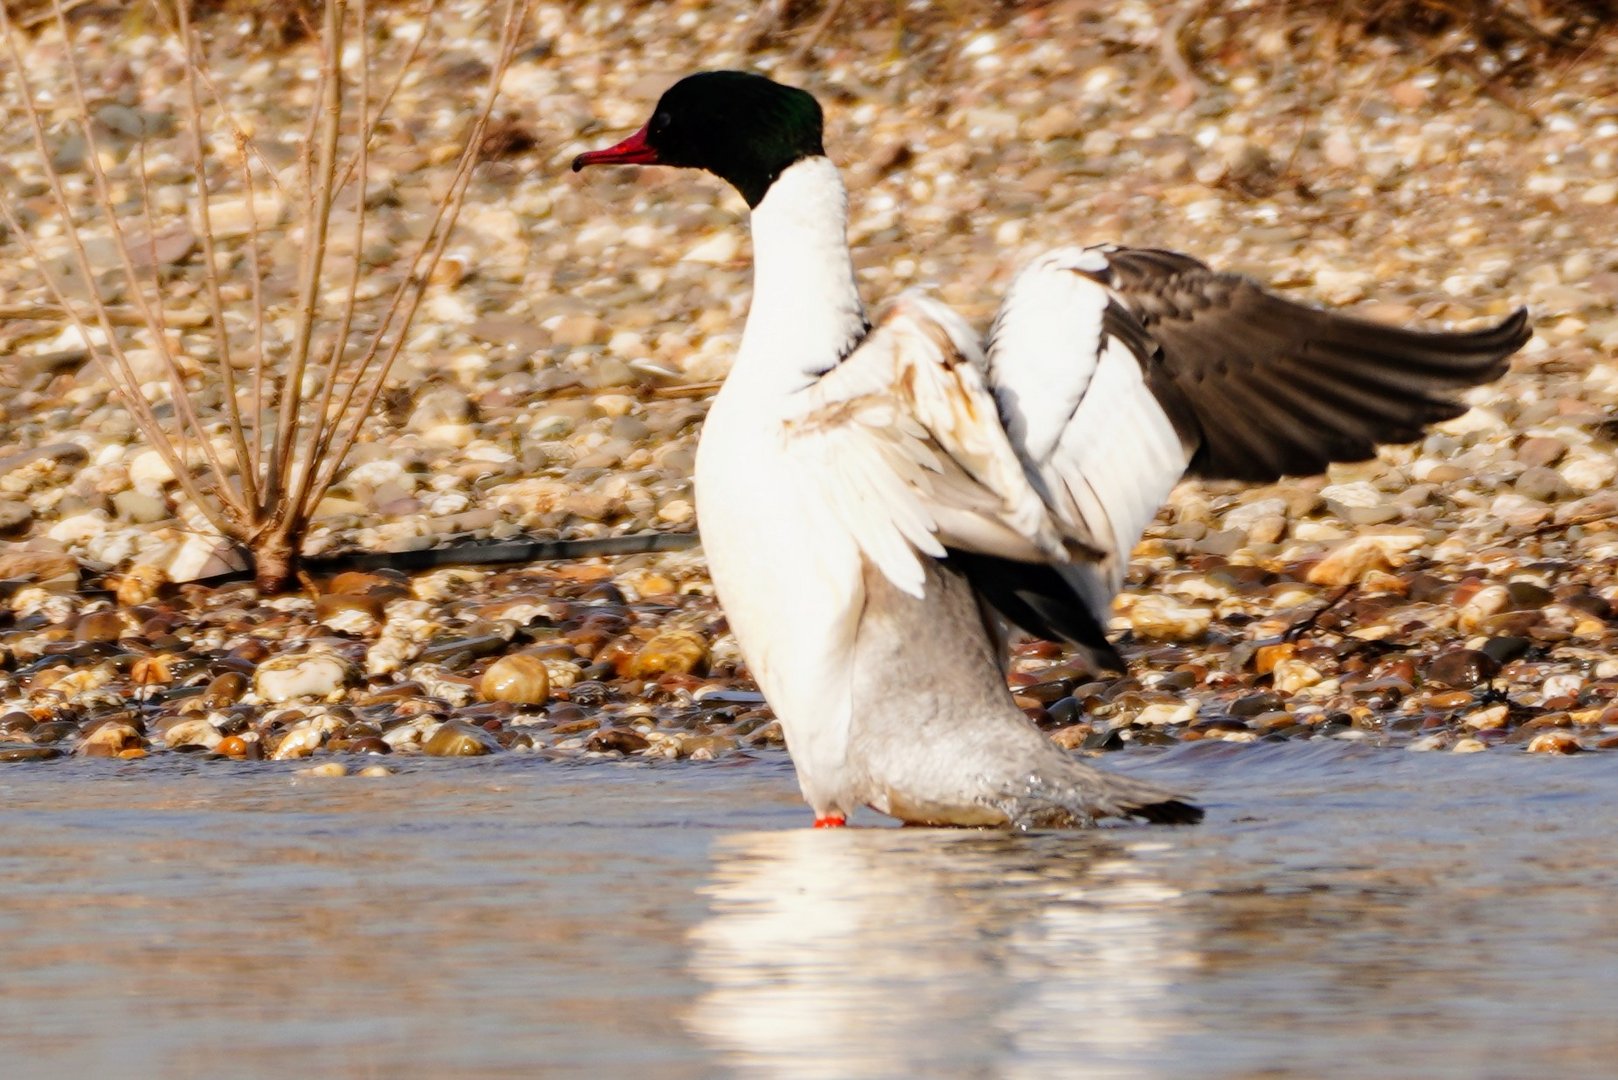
[1,743,1614,1079]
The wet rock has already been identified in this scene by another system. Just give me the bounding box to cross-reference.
[74,611,126,644]
[272,722,327,760]
[215,735,250,758]
[0,745,64,762]
[1505,582,1554,611]
[1526,731,1582,754]
[588,727,651,754]
[628,628,708,678]
[346,736,392,755]
[1230,691,1285,717]
[163,718,223,750]
[424,719,501,756]
[1273,659,1323,695]
[1457,586,1510,634]
[480,653,551,704]
[202,672,249,708]
[1307,533,1422,586]
[1462,704,1509,731]
[113,565,169,606]
[1133,702,1195,727]
[1480,637,1532,666]
[677,733,737,760]
[1252,643,1295,676]
[1425,650,1500,689]
[254,654,353,703]
[78,721,143,757]
[1127,596,1211,642]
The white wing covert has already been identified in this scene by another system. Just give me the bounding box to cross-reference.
[986,247,1193,603]
[782,291,1095,600]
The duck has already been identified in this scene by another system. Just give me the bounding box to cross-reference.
[572,71,1530,829]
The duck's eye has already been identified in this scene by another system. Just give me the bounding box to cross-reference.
[651,111,672,134]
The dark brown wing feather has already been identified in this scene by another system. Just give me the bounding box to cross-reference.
[1099,247,1531,483]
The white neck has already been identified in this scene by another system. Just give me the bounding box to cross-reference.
[729,157,866,398]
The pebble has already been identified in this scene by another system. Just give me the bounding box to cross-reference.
[1525,731,1582,754]
[1425,650,1500,690]
[1126,596,1211,642]
[254,654,353,704]
[424,720,501,757]
[272,722,326,760]
[0,745,63,762]
[1272,659,1323,695]
[78,722,143,757]
[1308,534,1422,587]
[628,628,708,678]
[480,653,551,705]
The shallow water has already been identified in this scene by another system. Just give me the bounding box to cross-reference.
[1,742,1615,1079]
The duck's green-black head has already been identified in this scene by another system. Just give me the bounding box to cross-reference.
[571,71,824,208]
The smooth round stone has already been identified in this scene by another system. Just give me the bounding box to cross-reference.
[163,718,223,750]
[77,721,143,757]
[1127,596,1212,642]
[271,724,325,760]
[0,745,63,762]
[254,653,353,704]
[424,720,501,757]
[586,728,650,754]
[1514,466,1564,502]
[1505,582,1554,611]
[1481,637,1533,665]
[29,721,81,744]
[203,672,249,708]
[1425,650,1501,690]
[345,736,392,755]
[480,653,550,705]
[74,611,126,644]
[1230,691,1286,717]
[215,735,250,758]
[628,628,709,679]
[1526,731,1582,754]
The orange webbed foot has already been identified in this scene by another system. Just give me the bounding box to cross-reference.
[812,814,847,828]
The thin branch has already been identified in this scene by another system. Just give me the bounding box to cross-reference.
[302,0,529,520]
[331,0,439,197]
[176,0,258,513]
[47,0,243,516]
[290,0,371,523]
[266,0,347,516]
[237,129,270,497]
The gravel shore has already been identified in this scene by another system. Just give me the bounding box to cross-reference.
[1,2,1616,769]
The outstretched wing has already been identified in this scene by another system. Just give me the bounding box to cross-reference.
[1091,245,1531,483]
[782,291,1094,602]
[984,244,1530,621]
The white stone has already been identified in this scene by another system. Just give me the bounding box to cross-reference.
[254,654,352,704]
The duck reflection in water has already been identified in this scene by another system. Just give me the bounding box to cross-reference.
[684,828,1199,1077]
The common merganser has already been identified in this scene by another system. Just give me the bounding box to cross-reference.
[573,71,1529,829]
